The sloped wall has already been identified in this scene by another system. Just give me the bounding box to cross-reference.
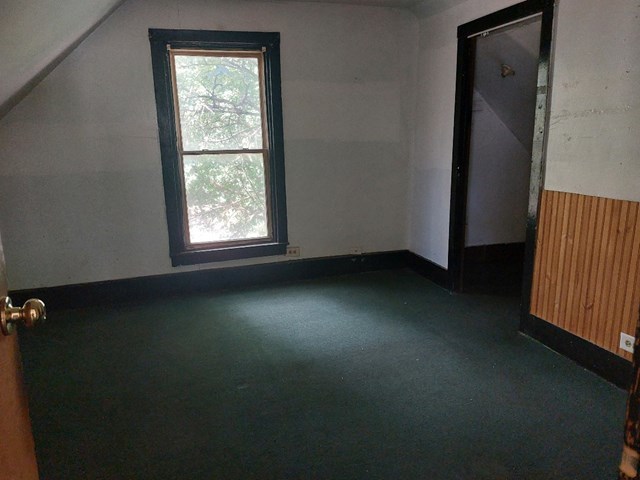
[465,92,531,247]
[0,0,124,117]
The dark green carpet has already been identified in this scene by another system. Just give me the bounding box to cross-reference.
[19,269,626,479]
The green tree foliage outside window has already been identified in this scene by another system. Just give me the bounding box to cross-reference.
[173,54,269,244]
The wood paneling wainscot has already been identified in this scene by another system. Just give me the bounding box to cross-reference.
[531,190,640,360]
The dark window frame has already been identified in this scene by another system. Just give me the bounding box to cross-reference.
[149,29,288,266]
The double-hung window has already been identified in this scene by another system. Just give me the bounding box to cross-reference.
[149,30,287,266]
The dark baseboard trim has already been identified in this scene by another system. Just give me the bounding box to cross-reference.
[11,250,454,312]
[464,242,525,264]
[520,314,632,389]
[404,252,451,290]
[10,251,410,311]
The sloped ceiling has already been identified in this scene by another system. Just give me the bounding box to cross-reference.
[0,0,465,119]
[474,18,542,150]
[0,0,125,119]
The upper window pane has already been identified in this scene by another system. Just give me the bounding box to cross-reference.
[173,54,263,151]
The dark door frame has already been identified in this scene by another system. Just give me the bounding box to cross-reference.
[447,0,555,321]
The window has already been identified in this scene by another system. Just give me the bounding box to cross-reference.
[149,30,287,266]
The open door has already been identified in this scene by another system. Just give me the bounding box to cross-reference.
[448,0,554,321]
[0,232,40,479]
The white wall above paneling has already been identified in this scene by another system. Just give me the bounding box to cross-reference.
[544,0,640,203]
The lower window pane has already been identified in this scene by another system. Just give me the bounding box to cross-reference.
[183,153,269,244]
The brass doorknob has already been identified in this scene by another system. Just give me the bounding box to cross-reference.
[0,296,46,336]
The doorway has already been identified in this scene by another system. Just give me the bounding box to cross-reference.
[448,0,554,319]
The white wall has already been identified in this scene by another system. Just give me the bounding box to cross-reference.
[544,0,640,202]
[409,0,640,267]
[465,92,530,247]
[0,0,417,289]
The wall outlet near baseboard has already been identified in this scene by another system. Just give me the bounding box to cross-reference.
[620,332,635,353]
[285,246,300,257]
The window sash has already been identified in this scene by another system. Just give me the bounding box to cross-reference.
[168,49,273,248]
[180,151,274,249]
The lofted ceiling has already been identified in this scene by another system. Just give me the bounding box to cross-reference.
[0,0,465,120]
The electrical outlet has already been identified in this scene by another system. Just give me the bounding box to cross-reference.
[620,332,635,353]
[285,246,300,257]
[350,247,364,255]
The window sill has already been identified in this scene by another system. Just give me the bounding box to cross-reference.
[170,242,288,266]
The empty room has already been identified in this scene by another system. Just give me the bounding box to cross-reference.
[1,0,638,478]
